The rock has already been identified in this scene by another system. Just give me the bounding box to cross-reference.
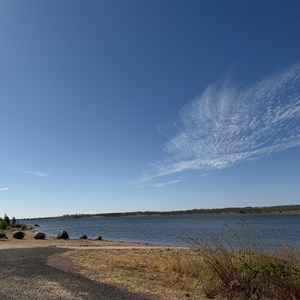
[34,232,46,240]
[56,230,69,239]
[33,224,39,227]
[79,234,88,239]
[0,233,7,239]
[13,231,25,239]
[94,235,102,240]
[12,224,21,228]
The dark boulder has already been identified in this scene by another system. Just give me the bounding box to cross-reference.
[94,235,102,240]
[0,233,7,239]
[79,234,88,240]
[56,230,69,240]
[13,231,25,239]
[34,232,46,240]
[12,224,21,228]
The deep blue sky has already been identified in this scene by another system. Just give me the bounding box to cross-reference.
[1,1,300,218]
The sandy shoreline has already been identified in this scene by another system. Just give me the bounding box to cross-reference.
[0,230,165,249]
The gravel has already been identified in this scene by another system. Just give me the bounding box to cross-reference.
[0,247,151,300]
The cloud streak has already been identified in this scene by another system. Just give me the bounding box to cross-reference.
[12,169,49,177]
[140,62,300,185]
[0,187,10,191]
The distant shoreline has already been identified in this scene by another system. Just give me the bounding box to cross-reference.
[22,204,300,220]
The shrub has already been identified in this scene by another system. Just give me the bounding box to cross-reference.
[190,225,300,299]
[0,218,8,232]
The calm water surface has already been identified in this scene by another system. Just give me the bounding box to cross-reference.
[22,214,300,250]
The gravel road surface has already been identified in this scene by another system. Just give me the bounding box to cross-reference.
[0,247,151,300]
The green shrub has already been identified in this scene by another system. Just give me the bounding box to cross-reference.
[0,218,8,232]
[191,226,300,299]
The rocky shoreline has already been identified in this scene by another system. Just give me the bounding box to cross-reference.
[0,229,157,250]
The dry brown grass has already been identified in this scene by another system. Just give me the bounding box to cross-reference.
[52,248,208,299]
[198,246,300,300]
[190,229,300,300]
[51,235,300,300]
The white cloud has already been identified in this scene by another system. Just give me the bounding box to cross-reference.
[0,187,10,191]
[139,179,185,188]
[140,62,300,185]
[12,169,49,177]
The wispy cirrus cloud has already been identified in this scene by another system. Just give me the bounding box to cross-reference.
[152,180,182,188]
[140,62,300,186]
[0,187,10,191]
[12,169,49,177]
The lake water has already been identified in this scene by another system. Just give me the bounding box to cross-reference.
[22,214,300,250]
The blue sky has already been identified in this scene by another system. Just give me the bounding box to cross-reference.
[1,1,300,218]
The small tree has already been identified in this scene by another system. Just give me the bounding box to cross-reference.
[4,214,10,226]
[0,219,8,233]
[11,216,17,226]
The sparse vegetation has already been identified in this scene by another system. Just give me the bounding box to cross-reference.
[56,226,300,299]
[0,214,11,233]
[21,224,27,231]
[186,225,300,299]
[0,218,8,233]
[0,213,27,233]
[194,245,300,299]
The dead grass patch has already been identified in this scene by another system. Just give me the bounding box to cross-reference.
[53,248,207,299]
[49,226,300,300]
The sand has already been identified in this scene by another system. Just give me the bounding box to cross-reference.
[0,230,161,249]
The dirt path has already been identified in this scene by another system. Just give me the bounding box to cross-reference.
[0,247,151,300]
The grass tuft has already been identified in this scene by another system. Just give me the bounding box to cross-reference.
[188,225,300,299]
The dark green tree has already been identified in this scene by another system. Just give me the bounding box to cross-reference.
[4,214,10,226]
[11,216,17,226]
